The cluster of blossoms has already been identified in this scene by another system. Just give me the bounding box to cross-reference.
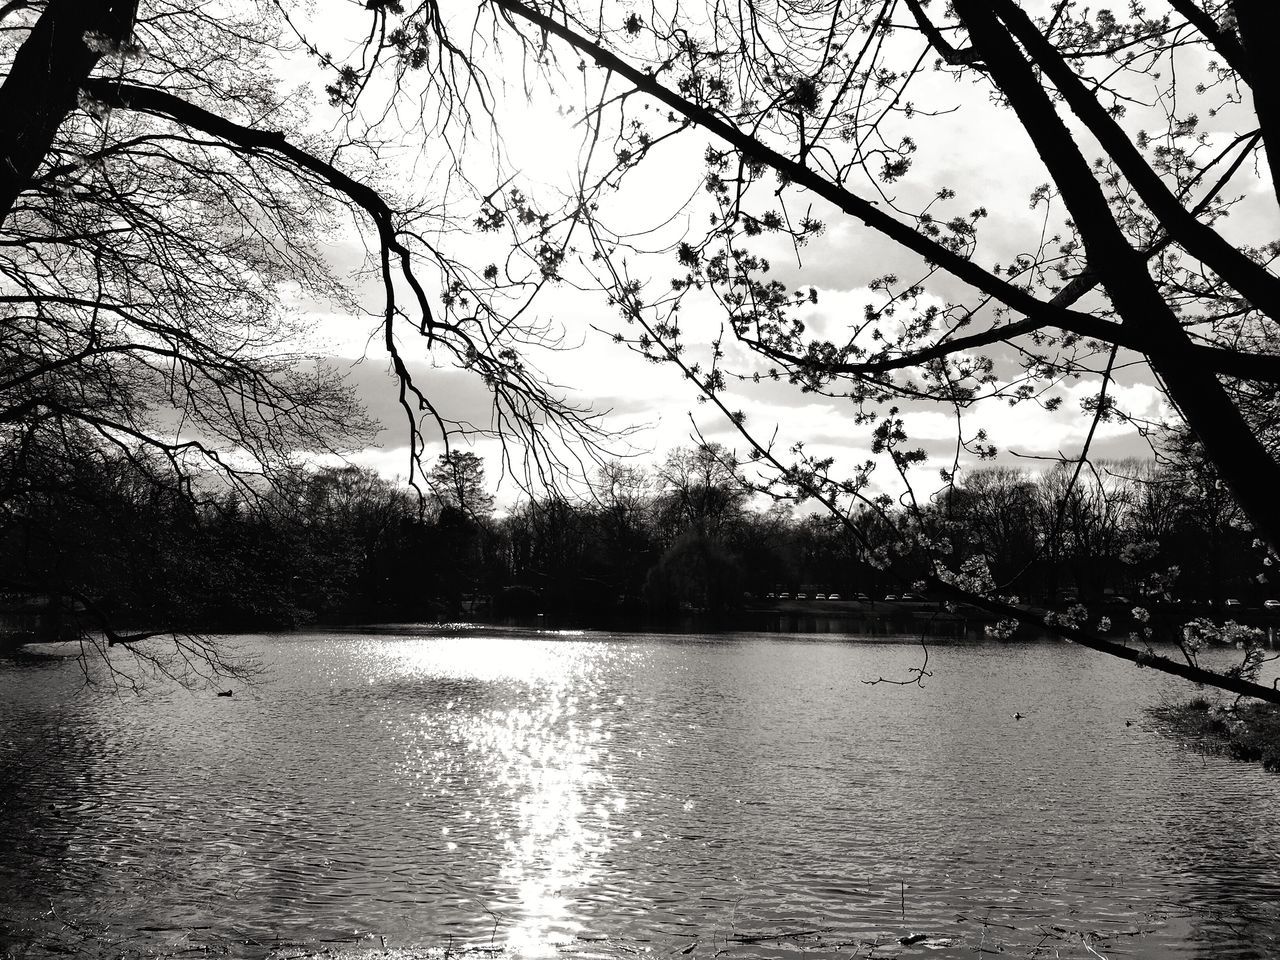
[1045,603,1090,630]
[1181,618,1269,680]
[934,555,996,595]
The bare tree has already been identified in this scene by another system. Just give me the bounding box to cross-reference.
[655,442,745,539]
[0,0,604,680]
[950,467,1039,591]
[1035,461,1134,604]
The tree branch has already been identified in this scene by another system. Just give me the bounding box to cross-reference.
[992,0,1280,321]
[0,0,138,223]
[956,0,1280,552]
[84,78,453,484]
[902,0,982,66]
[488,0,1156,353]
[1230,0,1280,210]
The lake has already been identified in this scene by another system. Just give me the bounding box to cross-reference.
[1,627,1278,960]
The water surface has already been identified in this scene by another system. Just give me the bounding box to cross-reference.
[1,628,1277,959]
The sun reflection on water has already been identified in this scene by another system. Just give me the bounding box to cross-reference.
[372,634,628,957]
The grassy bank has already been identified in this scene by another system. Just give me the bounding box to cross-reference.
[1150,697,1280,771]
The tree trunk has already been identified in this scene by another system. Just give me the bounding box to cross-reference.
[957,0,1280,552]
[0,0,137,226]
[1233,0,1280,211]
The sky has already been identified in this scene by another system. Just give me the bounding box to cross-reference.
[290,1,1277,510]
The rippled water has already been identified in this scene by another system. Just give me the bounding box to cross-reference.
[1,628,1279,960]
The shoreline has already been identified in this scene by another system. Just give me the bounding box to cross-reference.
[1149,697,1280,771]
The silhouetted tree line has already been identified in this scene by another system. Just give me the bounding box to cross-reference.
[0,434,1266,634]
[507,437,1269,618]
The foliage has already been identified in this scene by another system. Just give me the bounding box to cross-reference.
[8,445,1277,649]
[643,530,744,614]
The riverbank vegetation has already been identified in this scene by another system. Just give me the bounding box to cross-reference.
[1,437,1268,637]
[1152,698,1280,772]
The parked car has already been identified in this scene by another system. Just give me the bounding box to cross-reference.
[828,593,842,601]
[1225,598,1243,608]
[765,592,775,599]
[884,594,898,601]
[778,592,791,600]
[796,592,808,600]
[856,593,870,601]
[901,592,924,601]
[814,593,827,600]
[1265,599,1280,610]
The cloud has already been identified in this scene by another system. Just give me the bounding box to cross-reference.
[338,359,511,444]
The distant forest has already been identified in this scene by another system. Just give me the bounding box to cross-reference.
[0,428,1265,634]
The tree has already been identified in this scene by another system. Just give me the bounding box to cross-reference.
[452,0,1280,701]
[0,0,598,476]
[732,503,801,595]
[502,495,600,612]
[949,467,1039,594]
[266,465,419,619]
[0,0,600,675]
[1036,461,1134,604]
[1157,429,1256,604]
[6,0,1280,702]
[654,443,746,540]
[643,530,744,614]
[590,461,658,598]
[427,451,496,520]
